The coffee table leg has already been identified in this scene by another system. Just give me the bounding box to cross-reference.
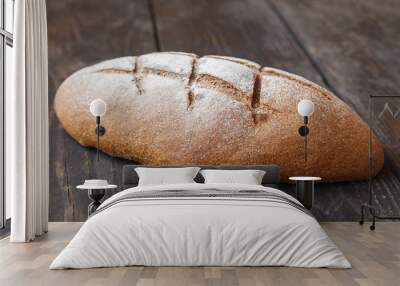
[296,181,314,210]
[88,189,105,216]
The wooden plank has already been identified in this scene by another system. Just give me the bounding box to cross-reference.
[1,222,400,286]
[270,0,400,116]
[47,0,157,221]
[270,0,400,219]
[153,0,324,85]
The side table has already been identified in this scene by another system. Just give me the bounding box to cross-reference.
[76,184,117,216]
[289,177,321,210]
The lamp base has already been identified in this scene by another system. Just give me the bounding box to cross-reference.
[298,126,309,137]
[95,125,106,136]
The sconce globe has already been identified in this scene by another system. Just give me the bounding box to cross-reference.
[90,99,107,117]
[297,99,315,117]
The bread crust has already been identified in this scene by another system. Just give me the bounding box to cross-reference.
[54,52,384,182]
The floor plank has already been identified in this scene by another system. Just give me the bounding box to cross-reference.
[1,222,399,286]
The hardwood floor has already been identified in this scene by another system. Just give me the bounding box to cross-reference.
[0,222,399,286]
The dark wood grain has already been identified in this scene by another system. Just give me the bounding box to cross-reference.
[47,0,157,221]
[47,0,400,221]
[153,0,324,85]
[270,0,400,220]
[270,0,400,116]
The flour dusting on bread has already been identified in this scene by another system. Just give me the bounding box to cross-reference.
[139,52,195,76]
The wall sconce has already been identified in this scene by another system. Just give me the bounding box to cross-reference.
[89,99,107,161]
[297,99,315,162]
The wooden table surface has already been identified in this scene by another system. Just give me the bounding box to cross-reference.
[47,0,400,222]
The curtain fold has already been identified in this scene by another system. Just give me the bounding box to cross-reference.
[9,0,49,242]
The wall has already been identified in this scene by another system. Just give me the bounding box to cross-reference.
[47,0,400,221]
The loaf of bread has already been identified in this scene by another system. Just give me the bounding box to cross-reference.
[54,52,384,182]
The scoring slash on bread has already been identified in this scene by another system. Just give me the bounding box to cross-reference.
[54,52,384,182]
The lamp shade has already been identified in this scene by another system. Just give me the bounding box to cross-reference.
[297,99,315,117]
[89,99,107,117]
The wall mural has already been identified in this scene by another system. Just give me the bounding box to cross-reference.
[47,0,400,222]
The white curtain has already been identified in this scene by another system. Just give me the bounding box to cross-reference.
[8,0,49,242]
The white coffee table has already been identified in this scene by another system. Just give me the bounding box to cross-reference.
[77,184,118,216]
[289,177,321,210]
